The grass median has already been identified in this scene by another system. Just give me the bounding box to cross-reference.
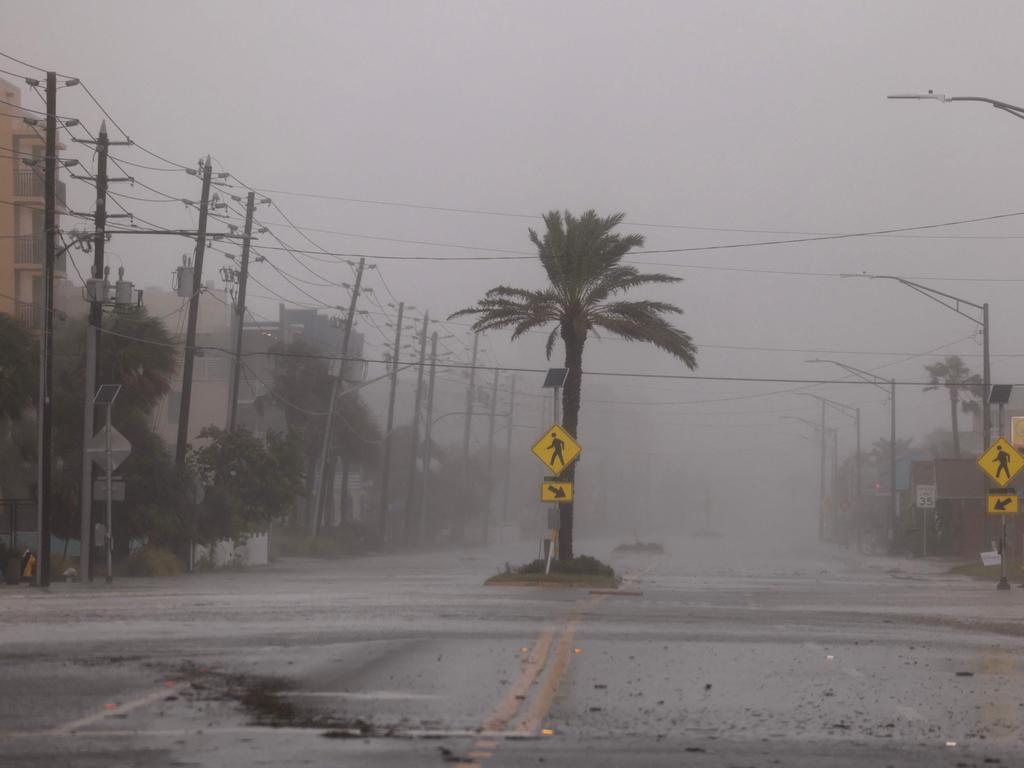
[486,554,620,588]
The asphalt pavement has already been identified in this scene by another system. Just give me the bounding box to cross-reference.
[1,533,1022,767]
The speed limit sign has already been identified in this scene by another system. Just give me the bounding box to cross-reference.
[916,484,936,509]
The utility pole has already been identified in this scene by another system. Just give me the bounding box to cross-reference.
[35,71,57,588]
[818,399,826,542]
[79,121,108,584]
[460,332,480,542]
[481,367,499,544]
[889,379,897,553]
[378,302,404,542]
[227,191,255,433]
[403,312,429,544]
[418,331,439,543]
[501,376,516,524]
[174,156,213,470]
[77,121,129,583]
[311,258,364,535]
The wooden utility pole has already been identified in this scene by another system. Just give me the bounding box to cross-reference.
[418,331,439,543]
[403,312,429,543]
[377,301,404,541]
[501,376,516,524]
[175,157,213,469]
[311,258,364,535]
[37,71,57,587]
[227,191,255,433]
[481,367,499,544]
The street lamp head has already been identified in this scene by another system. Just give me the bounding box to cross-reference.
[888,91,948,102]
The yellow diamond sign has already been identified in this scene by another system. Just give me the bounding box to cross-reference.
[977,437,1024,488]
[531,424,581,476]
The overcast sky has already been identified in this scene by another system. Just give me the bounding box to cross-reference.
[8,1,1024,530]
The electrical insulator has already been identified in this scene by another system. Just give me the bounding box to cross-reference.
[115,267,134,306]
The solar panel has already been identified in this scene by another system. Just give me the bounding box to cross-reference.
[92,384,122,406]
[542,368,568,388]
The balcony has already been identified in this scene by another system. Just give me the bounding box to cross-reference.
[13,171,66,205]
[15,302,41,330]
[14,236,43,264]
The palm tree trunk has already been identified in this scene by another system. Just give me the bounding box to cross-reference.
[950,388,960,459]
[558,330,585,560]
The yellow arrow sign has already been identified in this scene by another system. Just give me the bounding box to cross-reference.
[977,438,1024,487]
[541,480,573,503]
[531,424,581,476]
[987,491,1019,515]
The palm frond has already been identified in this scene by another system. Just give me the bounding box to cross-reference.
[590,300,697,368]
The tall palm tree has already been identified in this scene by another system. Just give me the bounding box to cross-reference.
[451,210,698,559]
[923,355,982,459]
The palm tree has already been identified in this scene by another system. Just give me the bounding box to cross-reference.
[923,355,982,458]
[451,210,698,559]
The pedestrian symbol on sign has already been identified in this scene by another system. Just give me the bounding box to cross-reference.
[995,445,1012,481]
[546,432,566,469]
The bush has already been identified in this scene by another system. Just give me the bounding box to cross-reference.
[117,545,185,577]
[515,554,615,578]
[270,522,382,560]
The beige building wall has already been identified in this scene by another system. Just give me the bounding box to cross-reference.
[0,77,65,329]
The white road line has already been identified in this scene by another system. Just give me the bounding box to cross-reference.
[277,690,442,700]
[50,684,182,736]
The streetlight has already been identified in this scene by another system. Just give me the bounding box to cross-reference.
[841,273,990,448]
[782,413,843,542]
[888,91,1024,121]
[807,359,898,553]
[800,394,862,550]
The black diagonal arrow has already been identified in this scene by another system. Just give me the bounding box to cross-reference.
[547,485,566,499]
[995,497,1012,511]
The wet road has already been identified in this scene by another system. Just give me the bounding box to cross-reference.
[1,534,1022,767]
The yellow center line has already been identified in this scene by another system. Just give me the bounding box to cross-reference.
[516,593,604,736]
[482,628,556,732]
[50,682,182,736]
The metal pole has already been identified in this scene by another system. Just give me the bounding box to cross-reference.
[175,157,213,469]
[890,379,898,554]
[378,302,404,541]
[404,313,429,543]
[818,399,826,541]
[998,401,1010,590]
[461,333,479,541]
[36,71,57,587]
[983,302,991,448]
[104,404,113,583]
[227,191,255,433]
[502,376,516,523]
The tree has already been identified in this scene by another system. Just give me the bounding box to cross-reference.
[261,339,381,531]
[188,426,305,543]
[0,314,35,424]
[452,210,698,559]
[923,356,982,458]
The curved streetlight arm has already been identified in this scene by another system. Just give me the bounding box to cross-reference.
[843,273,983,323]
[805,358,891,394]
[799,392,858,421]
[889,92,1024,120]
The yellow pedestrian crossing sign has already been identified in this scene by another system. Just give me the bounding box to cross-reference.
[541,480,573,503]
[987,490,1019,515]
[531,424,581,476]
[977,438,1024,488]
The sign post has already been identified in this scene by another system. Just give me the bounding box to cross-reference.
[539,369,570,571]
[91,385,122,584]
[916,484,936,558]
[977,435,1023,590]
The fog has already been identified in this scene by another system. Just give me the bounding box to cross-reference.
[10,0,1024,548]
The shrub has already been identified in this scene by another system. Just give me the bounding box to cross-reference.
[515,554,615,578]
[118,545,184,577]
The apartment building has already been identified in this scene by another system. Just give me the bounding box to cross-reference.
[0,77,66,330]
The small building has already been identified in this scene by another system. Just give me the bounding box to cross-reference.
[908,458,1021,560]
